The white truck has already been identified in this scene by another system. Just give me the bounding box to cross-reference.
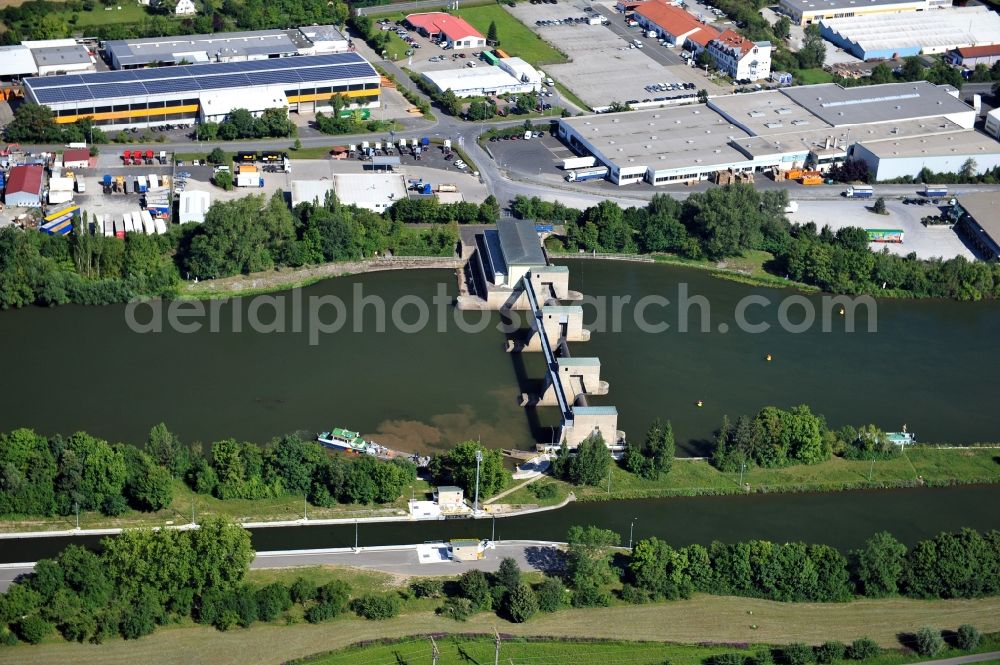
[562,156,597,170]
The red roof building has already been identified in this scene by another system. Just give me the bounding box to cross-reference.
[707,29,772,81]
[4,164,44,207]
[62,148,91,167]
[633,0,717,50]
[405,13,487,49]
[949,44,1000,67]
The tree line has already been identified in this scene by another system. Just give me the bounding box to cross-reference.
[533,184,1000,301]
[3,104,109,146]
[0,188,470,308]
[194,108,296,142]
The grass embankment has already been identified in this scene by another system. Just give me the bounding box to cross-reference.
[794,68,836,85]
[7,591,1000,665]
[455,5,568,66]
[0,477,433,534]
[500,447,1000,506]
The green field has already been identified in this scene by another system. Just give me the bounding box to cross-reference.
[455,5,567,66]
[794,68,835,85]
[7,595,1000,665]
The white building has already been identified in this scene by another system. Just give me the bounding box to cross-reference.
[986,108,1000,141]
[405,13,487,50]
[174,0,197,16]
[497,57,542,90]
[290,180,334,207]
[23,39,95,76]
[179,190,210,224]
[422,66,538,98]
[199,88,289,123]
[333,173,407,212]
[0,45,38,79]
[779,0,932,27]
[707,30,771,82]
[851,132,1000,180]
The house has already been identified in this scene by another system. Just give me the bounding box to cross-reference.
[707,29,771,81]
[434,485,465,510]
[449,539,487,562]
[949,44,1000,69]
[174,0,196,16]
[405,13,486,50]
[62,148,91,169]
[633,0,719,49]
[3,165,44,207]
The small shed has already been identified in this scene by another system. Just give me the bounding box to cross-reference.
[62,148,91,168]
[449,539,486,562]
[435,485,465,510]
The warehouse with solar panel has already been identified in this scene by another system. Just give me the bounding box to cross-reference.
[20,52,381,131]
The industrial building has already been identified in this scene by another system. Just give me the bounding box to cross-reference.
[422,65,540,98]
[104,26,350,69]
[332,173,407,212]
[179,190,210,224]
[290,180,334,207]
[481,218,548,288]
[21,52,380,131]
[497,57,542,88]
[0,45,38,80]
[62,148,91,168]
[557,81,990,186]
[21,39,95,76]
[405,13,487,50]
[3,165,44,207]
[633,0,719,50]
[986,107,1000,140]
[779,0,944,27]
[706,30,771,81]
[955,192,1000,261]
[819,6,1000,61]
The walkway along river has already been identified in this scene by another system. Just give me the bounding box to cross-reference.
[3,484,999,563]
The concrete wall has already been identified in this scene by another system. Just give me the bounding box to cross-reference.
[564,409,619,448]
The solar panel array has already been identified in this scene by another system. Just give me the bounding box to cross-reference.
[26,53,378,105]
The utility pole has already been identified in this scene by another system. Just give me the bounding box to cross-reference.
[474,449,483,514]
[607,466,612,494]
[74,502,79,530]
[493,628,502,665]
[739,459,746,490]
[492,515,496,544]
[431,636,440,665]
[869,452,876,482]
[304,495,308,521]
[354,519,359,552]
[629,517,636,550]
[191,501,195,526]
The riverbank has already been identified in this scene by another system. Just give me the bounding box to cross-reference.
[179,255,464,301]
[2,447,997,537]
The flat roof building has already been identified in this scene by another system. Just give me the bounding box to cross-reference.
[290,180,335,207]
[22,52,380,131]
[820,6,1000,61]
[955,192,1000,261]
[179,190,210,224]
[332,173,407,212]
[779,0,932,26]
[422,65,538,98]
[23,39,95,76]
[557,81,987,186]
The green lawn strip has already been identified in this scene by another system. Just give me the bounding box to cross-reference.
[794,68,835,85]
[454,5,567,66]
[72,3,155,27]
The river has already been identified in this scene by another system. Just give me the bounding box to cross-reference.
[4,484,998,563]
[1,261,997,454]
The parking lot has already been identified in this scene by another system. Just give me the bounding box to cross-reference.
[787,199,976,261]
[507,0,726,108]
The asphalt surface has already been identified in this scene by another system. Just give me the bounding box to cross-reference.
[0,541,565,590]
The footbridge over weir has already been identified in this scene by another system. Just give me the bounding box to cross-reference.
[458,220,623,451]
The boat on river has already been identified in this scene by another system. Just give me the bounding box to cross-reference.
[317,427,431,467]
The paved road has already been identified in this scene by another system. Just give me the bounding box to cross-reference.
[0,541,565,590]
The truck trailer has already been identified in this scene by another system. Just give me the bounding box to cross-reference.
[846,185,873,199]
[562,156,597,170]
[923,185,948,198]
[565,166,609,182]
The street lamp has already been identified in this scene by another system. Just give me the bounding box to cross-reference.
[628,517,636,550]
[473,450,483,514]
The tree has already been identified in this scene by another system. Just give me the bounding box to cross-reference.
[782,643,814,665]
[847,637,880,660]
[565,526,620,606]
[353,593,401,620]
[213,170,233,191]
[815,641,846,664]
[124,451,173,511]
[798,24,826,69]
[290,577,317,604]
[207,148,227,165]
[774,16,790,40]
[495,557,521,594]
[487,20,498,44]
[853,531,907,597]
[146,423,188,478]
[625,419,675,479]
[4,103,63,143]
[873,197,887,215]
[14,615,53,644]
[432,441,507,499]
[255,583,292,621]
[568,433,612,486]
[458,569,492,610]
[960,158,978,181]
[697,88,709,104]
[504,583,537,623]
[956,624,980,651]
[915,627,944,657]
[535,576,566,612]
[870,62,893,84]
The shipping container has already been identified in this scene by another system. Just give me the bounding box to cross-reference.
[136,176,147,193]
[154,218,167,234]
[123,212,134,233]
[140,210,156,234]
[149,173,159,190]
[923,185,948,197]
[114,219,125,239]
[562,156,596,170]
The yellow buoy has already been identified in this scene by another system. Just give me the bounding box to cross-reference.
[696,400,704,408]
[839,307,845,316]
[766,354,772,362]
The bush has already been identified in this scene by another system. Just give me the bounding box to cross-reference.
[709,654,746,665]
[14,615,53,644]
[915,627,944,657]
[101,494,128,516]
[749,648,774,665]
[620,583,650,604]
[256,583,292,621]
[304,601,338,623]
[290,577,317,604]
[815,641,846,664]
[315,581,350,615]
[409,578,444,598]
[783,643,814,665]
[956,624,980,651]
[530,482,558,499]
[0,628,18,646]
[847,637,880,661]
[353,593,402,620]
[535,576,566,613]
[438,596,475,621]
